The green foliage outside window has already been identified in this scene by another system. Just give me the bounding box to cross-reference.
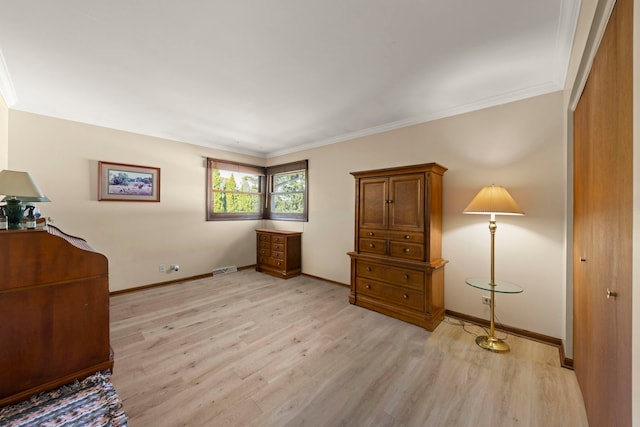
[211,169,261,214]
[271,171,305,213]
[207,158,307,221]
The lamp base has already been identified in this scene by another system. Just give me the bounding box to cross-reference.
[5,198,25,229]
[475,335,510,353]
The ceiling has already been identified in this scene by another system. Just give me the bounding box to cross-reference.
[0,1,580,158]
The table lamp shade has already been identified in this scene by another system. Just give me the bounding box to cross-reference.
[463,185,524,216]
[0,170,47,199]
[0,170,49,230]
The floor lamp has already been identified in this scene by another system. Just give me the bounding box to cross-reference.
[463,185,524,352]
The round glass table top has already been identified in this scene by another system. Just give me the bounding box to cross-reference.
[465,277,523,294]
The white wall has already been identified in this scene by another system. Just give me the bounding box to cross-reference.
[8,92,565,338]
[8,111,266,292]
[270,91,566,339]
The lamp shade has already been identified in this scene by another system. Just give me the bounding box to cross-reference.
[0,170,47,199]
[463,185,524,216]
[0,195,50,202]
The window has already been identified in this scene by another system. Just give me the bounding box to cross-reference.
[207,159,265,220]
[266,160,308,221]
[206,158,308,222]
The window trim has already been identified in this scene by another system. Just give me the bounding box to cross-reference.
[206,158,266,221]
[206,158,308,222]
[265,160,309,222]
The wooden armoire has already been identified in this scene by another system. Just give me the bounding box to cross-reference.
[347,163,447,331]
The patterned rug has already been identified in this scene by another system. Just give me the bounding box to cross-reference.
[0,372,127,427]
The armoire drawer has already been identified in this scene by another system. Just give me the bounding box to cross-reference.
[387,231,424,243]
[359,238,387,255]
[356,261,424,290]
[360,229,389,239]
[355,278,424,311]
[389,241,424,260]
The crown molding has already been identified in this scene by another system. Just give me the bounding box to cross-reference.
[554,0,583,87]
[267,82,561,158]
[0,49,17,107]
[569,0,616,111]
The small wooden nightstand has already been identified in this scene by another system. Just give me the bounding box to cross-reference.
[256,229,302,279]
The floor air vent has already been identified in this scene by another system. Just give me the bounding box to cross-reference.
[212,266,238,276]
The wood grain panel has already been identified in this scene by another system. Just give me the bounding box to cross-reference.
[573,0,632,424]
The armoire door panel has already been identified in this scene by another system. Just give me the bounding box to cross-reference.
[360,178,388,229]
[389,174,424,230]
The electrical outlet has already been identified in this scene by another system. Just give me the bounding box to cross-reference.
[481,296,491,305]
[159,264,166,273]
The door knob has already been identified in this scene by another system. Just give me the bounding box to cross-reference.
[606,288,618,300]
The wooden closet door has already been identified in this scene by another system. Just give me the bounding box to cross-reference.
[573,0,632,425]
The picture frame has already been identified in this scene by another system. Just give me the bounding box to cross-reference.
[98,161,160,202]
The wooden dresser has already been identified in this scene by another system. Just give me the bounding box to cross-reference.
[347,163,447,331]
[0,225,113,406]
[256,229,302,279]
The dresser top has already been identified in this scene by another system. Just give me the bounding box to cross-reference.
[256,229,302,236]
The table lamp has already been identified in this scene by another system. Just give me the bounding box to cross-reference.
[463,185,524,352]
[0,170,49,229]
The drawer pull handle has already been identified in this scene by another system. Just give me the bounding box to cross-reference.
[366,267,372,272]
[365,285,371,289]
[403,248,410,253]
[403,294,409,299]
[369,243,375,248]
[403,274,409,280]
[404,235,411,239]
[369,232,375,236]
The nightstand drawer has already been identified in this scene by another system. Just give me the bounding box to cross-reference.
[258,234,270,243]
[258,248,271,257]
[271,235,285,244]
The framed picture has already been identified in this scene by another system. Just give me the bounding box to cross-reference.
[98,161,160,202]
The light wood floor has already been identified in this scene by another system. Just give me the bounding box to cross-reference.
[110,270,588,427]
